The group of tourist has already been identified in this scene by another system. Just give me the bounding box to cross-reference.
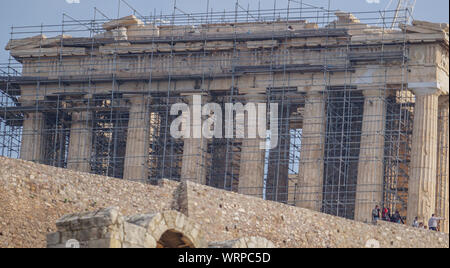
[371,205,404,225]
[412,215,444,231]
[371,205,444,232]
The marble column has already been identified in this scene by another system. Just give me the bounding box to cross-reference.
[265,97,291,203]
[209,140,232,190]
[354,88,387,223]
[296,91,327,211]
[436,95,449,233]
[123,96,150,182]
[67,109,93,173]
[238,94,266,198]
[239,138,266,198]
[20,112,47,163]
[181,95,208,184]
[407,85,440,225]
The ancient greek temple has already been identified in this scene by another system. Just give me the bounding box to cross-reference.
[0,7,448,231]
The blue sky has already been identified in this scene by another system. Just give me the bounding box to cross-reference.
[0,0,448,63]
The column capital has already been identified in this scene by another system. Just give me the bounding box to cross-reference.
[439,95,449,107]
[305,89,327,97]
[409,82,442,96]
[361,88,386,97]
[67,99,93,113]
[69,107,93,122]
[303,84,324,92]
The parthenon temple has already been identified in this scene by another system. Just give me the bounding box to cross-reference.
[0,6,448,232]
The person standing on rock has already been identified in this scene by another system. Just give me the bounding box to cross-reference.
[391,211,404,224]
[412,217,420,228]
[428,215,443,231]
[382,207,390,221]
[372,205,381,224]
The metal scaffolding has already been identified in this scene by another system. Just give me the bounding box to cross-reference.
[0,1,426,221]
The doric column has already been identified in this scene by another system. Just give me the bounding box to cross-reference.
[67,108,93,173]
[181,95,208,184]
[209,140,232,190]
[354,88,387,223]
[123,96,150,182]
[20,112,47,163]
[436,95,449,233]
[265,96,292,203]
[407,84,440,225]
[238,94,266,198]
[239,138,265,198]
[296,91,327,211]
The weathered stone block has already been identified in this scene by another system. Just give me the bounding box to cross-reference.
[76,228,100,242]
[55,214,77,232]
[5,34,46,50]
[99,226,123,241]
[204,41,234,51]
[123,222,157,248]
[123,222,145,244]
[127,25,159,40]
[159,25,197,37]
[60,231,76,244]
[246,40,279,49]
[47,243,66,249]
[92,207,120,227]
[87,239,113,248]
[79,213,97,230]
[103,15,143,30]
[46,232,61,246]
[10,47,87,58]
